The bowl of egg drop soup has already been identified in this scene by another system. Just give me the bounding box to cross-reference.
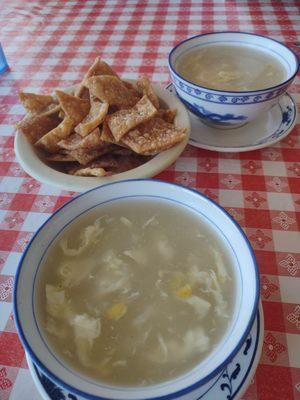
[14,179,259,400]
[169,32,299,129]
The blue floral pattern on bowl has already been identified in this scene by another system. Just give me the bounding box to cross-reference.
[28,306,263,400]
[36,369,78,400]
[170,73,288,105]
[178,95,247,122]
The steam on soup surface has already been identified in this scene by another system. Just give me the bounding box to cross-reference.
[37,200,235,386]
[176,44,285,91]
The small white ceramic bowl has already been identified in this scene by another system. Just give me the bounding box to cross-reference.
[14,83,190,192]
[169,32,299,129]
[14,180,259,400]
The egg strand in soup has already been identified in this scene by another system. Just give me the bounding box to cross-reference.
[176,44,286,91]
[37,200,235,386]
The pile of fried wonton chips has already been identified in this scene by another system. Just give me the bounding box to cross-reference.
[17,58,187,177]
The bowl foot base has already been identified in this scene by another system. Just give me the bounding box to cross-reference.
[199,119,249,130]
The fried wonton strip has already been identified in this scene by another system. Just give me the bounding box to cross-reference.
[75,57,119,98]
[101,122,130,150]
[101,121,119,144]
[121,117,187,155]
[69,143,113,165]
[55,90,90,125]
[69,153,149,175]
[41,105,61,117]
[137,76,160,109]
[46,153,77,162]
[109,154,149,173]
[16,114,61,144]
[156,108,177,123]
[84,75,139,109]
[122,81,141,99]
[19,92,60,116]
[111,147,136,156]
[76,128,104,149]
[75,155,121,173]
[106,95,157,141]
[83,155,120,171]
[58,133,84,150]
[75,98,108,137]
[58,128,104,151]
[58,110,65,119]
[35,117,74,153]
[73,167,108,177]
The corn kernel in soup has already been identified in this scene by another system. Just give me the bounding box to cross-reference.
[37,200,235,386]
[176,44,286,91]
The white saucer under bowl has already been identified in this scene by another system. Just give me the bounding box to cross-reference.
[166,84,297,152]
[26,302,263,400]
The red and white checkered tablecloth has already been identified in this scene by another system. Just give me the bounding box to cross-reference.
[0,1,299,399]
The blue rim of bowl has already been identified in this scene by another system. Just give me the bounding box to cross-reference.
[13,179,260,400]
[168,31,300,94]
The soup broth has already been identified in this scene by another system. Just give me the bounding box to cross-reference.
[176,44,286,91]
[37,199,235,386]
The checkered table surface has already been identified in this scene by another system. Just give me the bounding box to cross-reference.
[0,0,300,399]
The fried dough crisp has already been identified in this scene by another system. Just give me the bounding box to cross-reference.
[73,167,107,177]
[157,108,177,123]
[111,147,136,156]
[46,152,76,162]
[19,92,60,116]
[101,121,131,149]
[101,121,120,144]
[84,75,139,109]
[57,133,83,150]
[100,153,150,173]
[17,114,61,144]
[55,90,90,125]
[69,143,113,165]
[68,153,149,175]
[107,154,150,173]
[75,57,119,98]
[17,57,188,178]
[35,116,74,153]
[75,97,108,137]
[137,76,160,109]
[83,155,120,171]
[106,95,157,141]
[122,80,141,99]
[58,128,104,151]
[121,117,187,155]
[58,110,65,119]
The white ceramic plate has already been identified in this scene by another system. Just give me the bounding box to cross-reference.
[26,302,264,400]
[14,84,190,192]
[166,84,297,152]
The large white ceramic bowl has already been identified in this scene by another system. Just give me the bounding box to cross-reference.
[14,180,259,400]
[169,32,299,129]
[14,83,190,192]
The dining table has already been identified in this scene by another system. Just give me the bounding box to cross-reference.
[0,0,299,399]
